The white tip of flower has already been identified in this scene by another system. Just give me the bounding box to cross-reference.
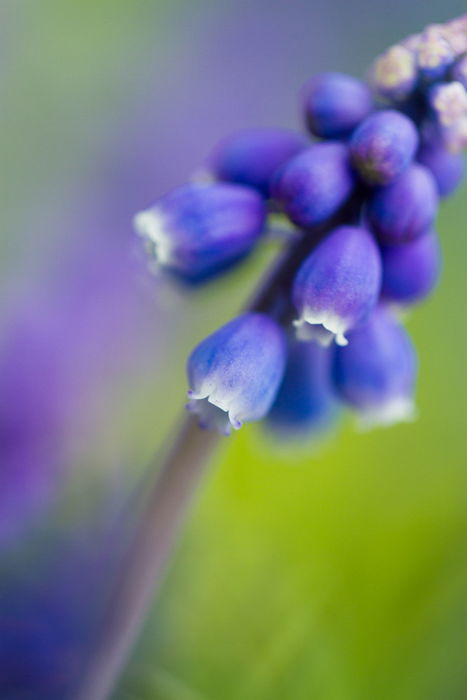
[293,312,349,347]
[133,207,173,266]
[358,396,417,429]
[187,398,233,435]
[186,390,243,435]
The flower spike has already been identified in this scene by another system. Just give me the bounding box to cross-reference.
[134,14,467,437]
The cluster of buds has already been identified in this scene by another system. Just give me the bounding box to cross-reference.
[134,16,465,437]
[372,16,467,153]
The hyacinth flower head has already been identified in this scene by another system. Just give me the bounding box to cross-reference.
[132,14,466,440]
[80,15,467,700]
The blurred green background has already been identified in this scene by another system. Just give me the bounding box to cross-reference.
[1,1,466,699]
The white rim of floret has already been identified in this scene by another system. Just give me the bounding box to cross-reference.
[186,388,243,436]
[133,207,173,266]
[293,310,349,347]
[357,396,416,429]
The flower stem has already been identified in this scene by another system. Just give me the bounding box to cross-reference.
[75,414,219,700]
[75,202,357,700]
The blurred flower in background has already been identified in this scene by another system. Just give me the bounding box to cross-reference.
[0,1,466,699]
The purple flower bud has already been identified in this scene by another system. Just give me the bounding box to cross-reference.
[133,182,266,281]
[187,313,287,434]
[417,25,454,81]
[332,307,417,426]
[272,143,355,228]
[417,137,465,197]
[266,341,337,437]
[350,110,418,185]
[371,45,418,102]
[366,164,438,245]
[293,226,382,346]
[210,128,306,197]
[381,230,441,305]
[301,72,373,139]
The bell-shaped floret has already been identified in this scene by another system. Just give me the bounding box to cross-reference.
[332,307,417,427]
[134,182,266,282]
[293,226,382,346]
[187,313,287,434]
[366,164,438,244]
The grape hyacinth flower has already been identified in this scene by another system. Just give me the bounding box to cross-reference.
[88,15,467,700]
[302,72,373,138]
[132,14,466,439]
[293,226,381,346]
[133,182,266,281]
[332,307,418,427]
[349,110,419,185]
[187,313,287,435]
[366,163,439,245]
[381,230,441,305]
